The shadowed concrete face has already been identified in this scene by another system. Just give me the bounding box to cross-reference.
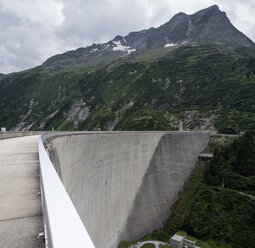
[49,131,211,248]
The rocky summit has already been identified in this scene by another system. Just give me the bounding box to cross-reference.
[43,5,255,70]
[124,5,254,49]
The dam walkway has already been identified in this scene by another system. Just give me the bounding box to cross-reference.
[0,135,43,248]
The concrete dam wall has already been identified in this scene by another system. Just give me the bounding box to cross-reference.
[47,131,211,248]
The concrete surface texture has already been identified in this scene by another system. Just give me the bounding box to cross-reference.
[49,131,211,248]
[0,135,43,248]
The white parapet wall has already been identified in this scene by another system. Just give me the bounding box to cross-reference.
[38,135,95,248]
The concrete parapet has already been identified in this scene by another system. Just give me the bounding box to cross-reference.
[0,131,45,140]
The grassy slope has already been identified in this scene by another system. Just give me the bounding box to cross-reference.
[0,43,255,132]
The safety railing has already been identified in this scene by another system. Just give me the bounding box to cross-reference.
[38,135,95,248]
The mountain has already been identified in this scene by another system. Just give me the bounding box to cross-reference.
[42,5,255,71]
[1,5,255,133]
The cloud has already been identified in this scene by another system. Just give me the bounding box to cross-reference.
[0,0,66,73]
[0,0,254,73]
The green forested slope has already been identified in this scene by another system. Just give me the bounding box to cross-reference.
[1,43,255,132]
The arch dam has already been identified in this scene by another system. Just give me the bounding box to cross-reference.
[0,131,212,248]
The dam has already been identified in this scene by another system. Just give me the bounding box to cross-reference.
[0,131,211,248]
[46,131,211,248]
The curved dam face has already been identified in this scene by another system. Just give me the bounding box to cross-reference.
[47,131,211,248]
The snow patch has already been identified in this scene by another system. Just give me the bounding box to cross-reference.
[112,40,136,54]
[164,43,178,47]
[90,48,99,53]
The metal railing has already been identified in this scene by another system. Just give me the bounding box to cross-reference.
[38,135,95,248]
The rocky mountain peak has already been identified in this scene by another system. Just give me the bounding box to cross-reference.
[113,35,124,43]
[187,5,254,47]
[205,4,219,10]
[171,12,187,18]
[42,5,255,69]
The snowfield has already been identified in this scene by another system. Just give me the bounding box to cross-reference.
[112,40,136,54]
[164,43,178,47]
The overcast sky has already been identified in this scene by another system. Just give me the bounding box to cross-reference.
[0,0,254,74]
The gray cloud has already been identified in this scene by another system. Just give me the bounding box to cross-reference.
[0,0,254,73]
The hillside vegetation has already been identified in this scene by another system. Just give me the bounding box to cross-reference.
[1,43,255,132]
